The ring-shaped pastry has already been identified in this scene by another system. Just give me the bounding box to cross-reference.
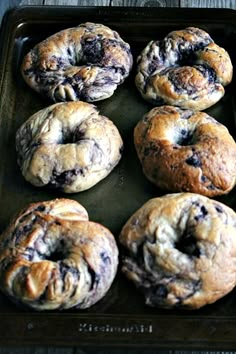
[134,105,236,197]
[16,101,123,193]
[135,27,233,110]
[119,193,236,309]
[0,199,118,310]
[21,22,133,102]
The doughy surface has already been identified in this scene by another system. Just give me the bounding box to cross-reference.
[135,27,233,110]
[0,198,118,310]
[16,101,123,193]
[119,193,236,309]
[134,105,236,197]
[21,22,133,102]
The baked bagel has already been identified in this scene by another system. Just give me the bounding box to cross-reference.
[0,199,118,310]
[134,105,236,197]
[119,193,236,309]
[21,22,133,102]
[16,101,123,193]
[135,27,233,110]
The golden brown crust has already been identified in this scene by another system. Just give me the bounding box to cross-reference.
[16,101,123,193]
[119,193,236,309]
[134,105,236,197]
[21,22,133,102]
[0,199,118,310]
[135,27,233,110]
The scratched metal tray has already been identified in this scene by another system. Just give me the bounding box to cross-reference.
[0,5,236,349]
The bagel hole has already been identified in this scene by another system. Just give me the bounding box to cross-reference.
[59,128,84,145]
[177,53,196,67]
[45,240,68,262]
[176,129,194,146]
[175,231,200,257]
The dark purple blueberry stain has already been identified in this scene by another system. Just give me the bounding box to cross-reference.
[30,141,41,150]
[201,175,208,183]
[175,231,201,257]
[100,252,111,265]
[59,261,80,278]
[66,47,75,65]
[153,284,168,299]
[24,247,35,261]
[194,64,217,84]
[81,37,104,64]
[177,129,194,146]
[34,205,46,212]
[168,69,197,95]
[87,263,100,290]
[58,261,80,293]
[49,168,83,189]
[131,218,139,226]
[194,205,208,222]
[148,284,168,305]
[185,153,202,167]
[148,61,158,75]
[18,212,34,224]
[13,223,33,245]
[207,184,216,190]
[215,205,223,213]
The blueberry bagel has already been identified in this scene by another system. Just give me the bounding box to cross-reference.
[16,101,123,193]
[0,198,118,310]
[119,193,236,309]
[135,27,233,110]
[21,22,133,102]
[134,105,236,197]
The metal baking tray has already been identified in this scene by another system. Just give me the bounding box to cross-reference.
[0,5,236,349]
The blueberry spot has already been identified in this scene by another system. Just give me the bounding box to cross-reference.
[59,261,80,278]
[194,205,208,221]
[13,223,33,245]
[154,284,168,299]
[87,263,100,290]
[100,252,111,264]
[34,205,46,212]
[185,153,202,167]
[148,61,158,75]
[207,184,215,190]
[49,168,83,188]
[194,64,217,84]
[24,247,35,261]
[81,37,104,64]
[215,205,223,213]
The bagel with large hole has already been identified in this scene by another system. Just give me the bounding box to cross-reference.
[135,27,233,110]
[134,105,236,197]
[21,22,133,102]
[0,198,118,310]
[16,101,123,193]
